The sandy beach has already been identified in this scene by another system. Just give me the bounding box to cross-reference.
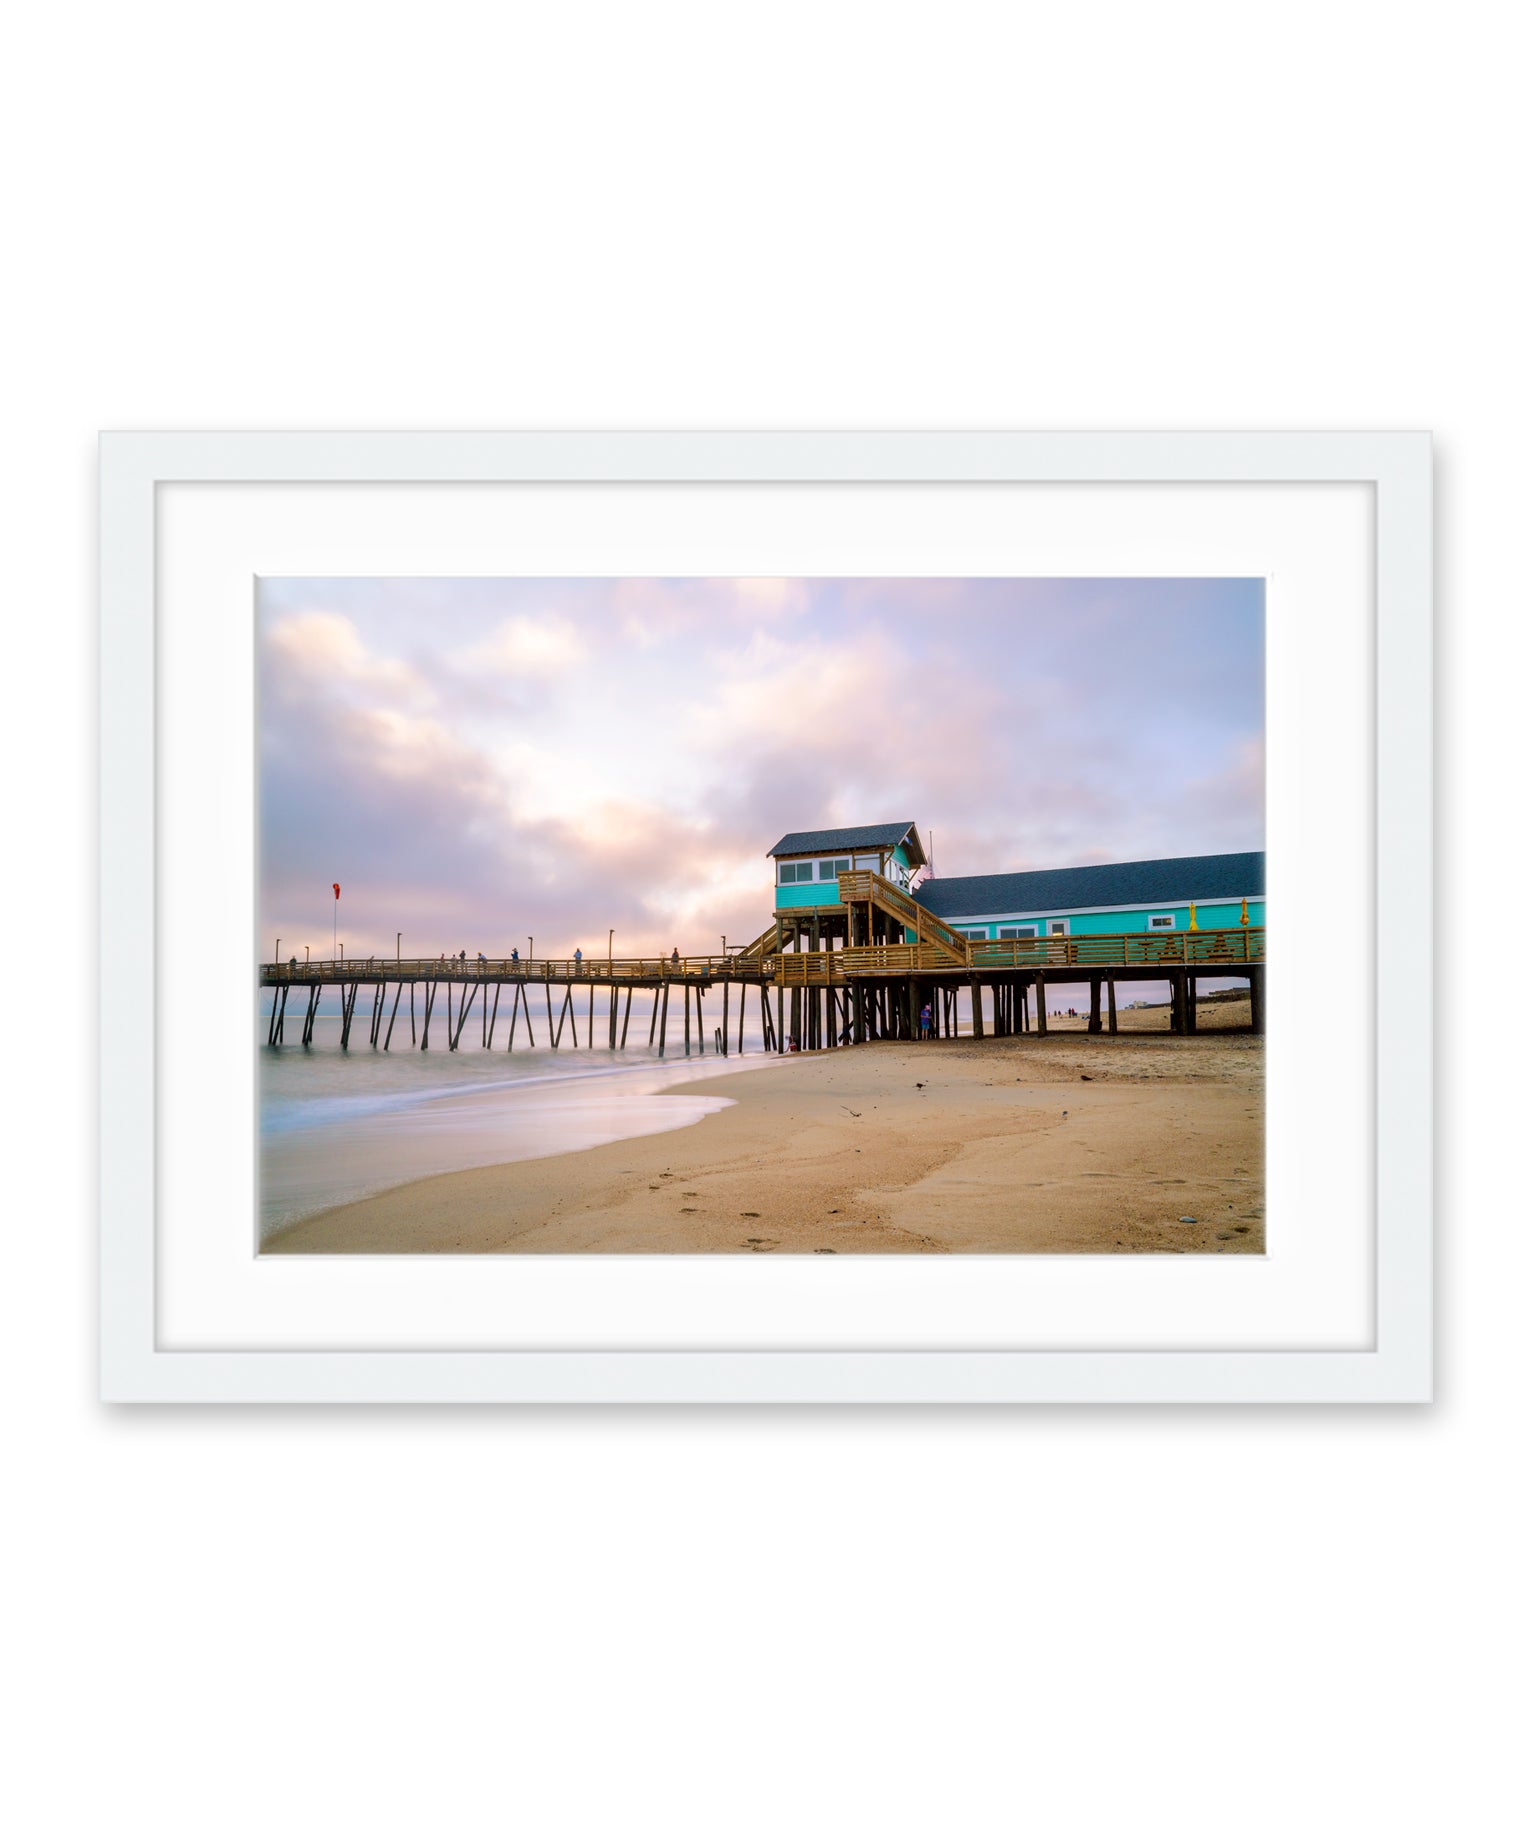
[263,996,1263,1254]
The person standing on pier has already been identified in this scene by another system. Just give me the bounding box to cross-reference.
[574,946,583,968]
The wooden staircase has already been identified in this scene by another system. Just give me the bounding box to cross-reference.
[729,920,782,966]
[837,868,971,963]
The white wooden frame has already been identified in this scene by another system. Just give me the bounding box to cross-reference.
[99,431,1431,1402]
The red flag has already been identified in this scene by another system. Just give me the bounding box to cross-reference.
[332,883,341,899]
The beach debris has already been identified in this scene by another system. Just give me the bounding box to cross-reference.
[828,1208,840,1214]
[1178,1216,1198,1224]
[814,1248,836,1255]
[915,1081,924,1088]
[841,1106,861,1117]
[1080,1074,1093,1081]
[741,1211,760,1218]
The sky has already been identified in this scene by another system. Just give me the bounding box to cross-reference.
[257,577,1264,960]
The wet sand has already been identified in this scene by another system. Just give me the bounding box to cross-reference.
[263,998,1264,1255]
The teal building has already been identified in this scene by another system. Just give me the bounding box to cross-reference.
[765,823,1262,951]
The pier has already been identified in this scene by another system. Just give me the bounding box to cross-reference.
[258,901,1265,1054]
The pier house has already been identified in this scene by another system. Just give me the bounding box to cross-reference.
[909,850,1265,943]
[767,822,927,954]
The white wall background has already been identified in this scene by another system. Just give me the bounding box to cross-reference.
[3,5,1527,1841]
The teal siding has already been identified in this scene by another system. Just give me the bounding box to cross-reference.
[776,879,842,912]
[915,899,1266,940]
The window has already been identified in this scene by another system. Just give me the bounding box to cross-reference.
[1048,920,1069,936]
[1148,913,1176,931]
[778,861,816,885]
[817,857,852,879]
[853,854,881,872]
[999,925,1037,940]
[960,927,988,940]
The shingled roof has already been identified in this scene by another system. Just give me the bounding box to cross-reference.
[915,851,1264,920]
[768,822,926,866]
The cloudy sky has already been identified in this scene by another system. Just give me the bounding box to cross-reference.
[258,577,1263,959]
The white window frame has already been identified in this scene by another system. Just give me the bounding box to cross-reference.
[1047,919,1070,936]
[998,924,1038,940]
[817,856,852,880]
[1147,912,1178,931]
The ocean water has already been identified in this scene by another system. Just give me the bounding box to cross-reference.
[258,989,778,1235]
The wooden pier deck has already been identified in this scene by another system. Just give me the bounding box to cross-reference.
[258,923,1264,1052]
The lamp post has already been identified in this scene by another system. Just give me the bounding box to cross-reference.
[608,927,614,970]
[397,931,402,964]
[275,938,280,965]
[528,937,534,967]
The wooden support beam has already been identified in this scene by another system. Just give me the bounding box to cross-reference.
[657,981,670,1057]
[487,982,501,1047]
[409,981,416,1046]
[685,980,692,1054]
[737,981,746,1054]
[1034,971,1047,1035]
[649,986,660,1048]
[452,979,477,1050]
[1250,966,1265,1033]
[267,984,282,1046]
[621,986,634,1048]
[546,983,556,1047]
[1088,974,1103,1034]
[696,983,705,1054]
[722,979,730,1056]
[421,980,436,1049]
[1107,978,1118,1035]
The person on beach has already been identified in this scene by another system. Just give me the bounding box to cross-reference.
[787,1036,799,1053]
[920,1001,932,1039]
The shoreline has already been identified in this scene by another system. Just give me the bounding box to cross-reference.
[261,1003,1264,1255]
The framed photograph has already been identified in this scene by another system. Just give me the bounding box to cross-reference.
[100,431,1431,1402]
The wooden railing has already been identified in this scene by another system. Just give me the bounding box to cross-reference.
[261,928,1263,988]
[838,868,972,960]
[777,925,1265,981]
[260,954,773,985]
